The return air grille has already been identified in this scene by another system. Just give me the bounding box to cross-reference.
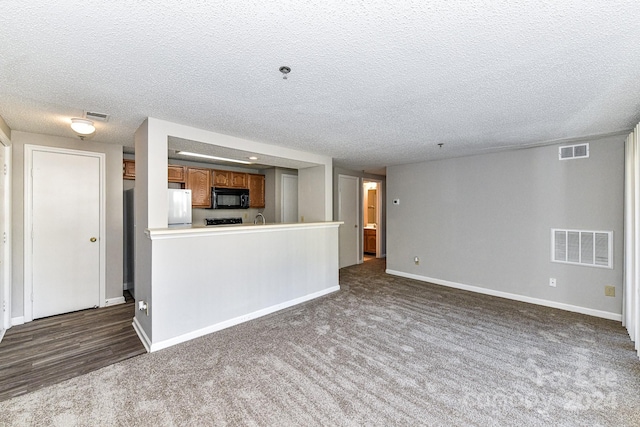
[551,229,612,269]
[85,111,109,122]
[559,143,589,160]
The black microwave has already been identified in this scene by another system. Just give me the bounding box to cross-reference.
[211,187,250,209]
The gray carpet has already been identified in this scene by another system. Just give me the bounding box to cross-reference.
[2,259,639,426]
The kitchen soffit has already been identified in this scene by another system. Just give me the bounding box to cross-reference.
[166,136,318,170]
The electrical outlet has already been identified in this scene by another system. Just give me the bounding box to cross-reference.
[138,300,149,315]
[549,278,556,287]
[605,285,615,297]
[414,256,420,265]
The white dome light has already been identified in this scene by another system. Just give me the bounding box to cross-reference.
[70,118,95,135]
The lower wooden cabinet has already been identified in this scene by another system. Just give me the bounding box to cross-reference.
[364,228,376,254]
[186,167,212,208]
[248,174,265,208]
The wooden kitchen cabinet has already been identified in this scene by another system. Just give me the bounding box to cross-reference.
[167,164,185,183]
[230,172,248,188]
[185,167,212,208]
[212,170,230,187]
[248,174,265,208]
[212,170,248,188]
[364,228,376,254]
[123,159,135,180]
[122,160,186,184]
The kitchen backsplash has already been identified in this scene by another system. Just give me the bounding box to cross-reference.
[192,207,265,225]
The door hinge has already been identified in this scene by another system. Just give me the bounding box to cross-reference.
[31,292,34,302]
[3,164,6,176]
[2,231,6,243]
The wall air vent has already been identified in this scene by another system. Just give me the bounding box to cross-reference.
[85,111,109,122]
[559,143,589,160]
[551,228,612,269]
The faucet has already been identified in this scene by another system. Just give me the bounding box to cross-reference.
[254,213,266,225]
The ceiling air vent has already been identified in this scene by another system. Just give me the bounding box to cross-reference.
[559,143,589,160]
[85,111,109,122]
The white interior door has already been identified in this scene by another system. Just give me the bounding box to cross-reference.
[339,175,359,268]
[31,149,102,319]
[281,174,298,223]
[0,145,6,333]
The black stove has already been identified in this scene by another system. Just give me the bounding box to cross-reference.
[205,217,243,226]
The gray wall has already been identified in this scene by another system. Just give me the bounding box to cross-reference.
[11,131,124,318]
[333,167,387,257]
[387,135,624,315]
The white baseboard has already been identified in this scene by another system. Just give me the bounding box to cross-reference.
[132,317,151,353]
[148,285,341,353]
[385,269,622,322]
[11,316,24,326]
[105,296,125,306]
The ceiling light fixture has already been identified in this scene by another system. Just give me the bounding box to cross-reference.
[176,151,253,164]
[248,156,259,160]
[70,118,95,138]
[279,66,291,79]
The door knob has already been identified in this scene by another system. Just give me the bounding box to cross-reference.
[90,237,97,242]
[354,225,357,228]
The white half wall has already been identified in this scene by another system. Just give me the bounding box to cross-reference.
[145,223,340,351]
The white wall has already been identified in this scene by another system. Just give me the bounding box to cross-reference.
[387,136,624,318]
[10,131,124,318]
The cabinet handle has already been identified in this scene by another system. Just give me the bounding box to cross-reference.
[90,237,97,242]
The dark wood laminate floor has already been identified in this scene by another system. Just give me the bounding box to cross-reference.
[0,292,146,402]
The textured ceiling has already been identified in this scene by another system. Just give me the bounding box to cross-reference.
[2,1,640,173]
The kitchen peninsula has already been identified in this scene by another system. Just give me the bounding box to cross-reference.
[133,118,338,352]
[141,221,341,351]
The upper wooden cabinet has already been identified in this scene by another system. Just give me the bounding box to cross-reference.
[168,164,185,183]
[230,172,248,188]
[212,170,248,188]
[122,160,186,184]
[248,174,265,208]
[123,159,135,180]
[185,167,212,208]
[212,170,229,187]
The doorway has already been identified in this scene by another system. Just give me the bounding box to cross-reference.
[363,180,382,260]
[24,145,106,321]
[338,174,360,268]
